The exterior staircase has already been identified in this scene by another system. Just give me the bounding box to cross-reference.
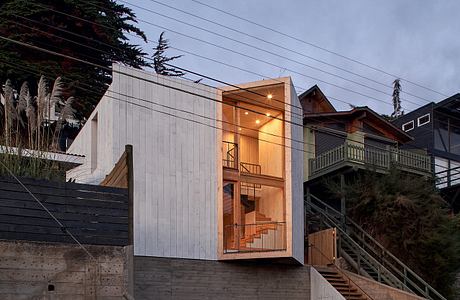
[306,193,447,300]
[315,266,369,300]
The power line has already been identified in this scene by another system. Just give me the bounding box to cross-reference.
[190,0,449,98]
[26,1,421,111]
[1,51,447,174]
[128,0,433,104]
[0,159,96,260]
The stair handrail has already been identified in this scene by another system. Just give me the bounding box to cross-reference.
[308,194,447,300]
[308,242,374,300]
[309,201,407,290]
[309,198,427,295]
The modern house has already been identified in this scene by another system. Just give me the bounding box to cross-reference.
[392,93,460,212]
[67,64,304,263]
[64,66,434,299]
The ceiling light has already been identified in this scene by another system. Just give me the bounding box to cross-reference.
[266,113,271,117]
[244,111,249,115]
[238,127,242,131]
[267,94,273,99]
[255,120,260,124]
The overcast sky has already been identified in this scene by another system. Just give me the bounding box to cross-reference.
[125,0,460,115]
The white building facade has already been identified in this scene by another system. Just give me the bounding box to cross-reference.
[68,64,304,263]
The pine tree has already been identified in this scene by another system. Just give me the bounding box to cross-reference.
[391,79,403,118]
[153,32,186,77]
[0,0,149,121]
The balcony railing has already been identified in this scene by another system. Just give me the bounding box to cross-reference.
[223,141,238,169]
[309,142,432,177]
[224,222,286,253]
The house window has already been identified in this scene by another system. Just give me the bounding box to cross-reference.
[402,120,414,132]
[417,114,430,127]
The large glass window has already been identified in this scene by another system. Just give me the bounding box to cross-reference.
[223,182,285,253]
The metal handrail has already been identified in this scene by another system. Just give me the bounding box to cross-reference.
[223,141,238,169]
[308,194,447,300]
[309,201,406,290]
[308,243,374,300]
[240,161,261,174]
[223,222,286,253]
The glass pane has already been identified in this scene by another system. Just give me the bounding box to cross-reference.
[223,182,235,252]
[434,120,448,151]
[450,119,460,155]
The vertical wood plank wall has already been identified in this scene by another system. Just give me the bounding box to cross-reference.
[68,64,219,259]
[288,81,305,264]
[308,228,337,265]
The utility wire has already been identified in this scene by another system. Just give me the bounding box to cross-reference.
[140,0,428,101]
[0,159,96,260]
[2,51,449,174]
[26,2,422,111]
[123,0,433,104]
[190,0,449,98]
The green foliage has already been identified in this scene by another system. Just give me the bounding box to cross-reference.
[333,169,460,299]
[153,32,185,77]
[0,0,149,120]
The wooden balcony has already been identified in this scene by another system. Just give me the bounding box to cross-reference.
[308,142,432,180]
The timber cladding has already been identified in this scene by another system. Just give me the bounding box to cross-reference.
[0,176,129,246]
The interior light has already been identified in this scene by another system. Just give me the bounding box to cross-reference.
[244,111,249,115]
[267,94,273,99]
[238,127,242,131]
[255,119,260,124]
[266,113,271,117]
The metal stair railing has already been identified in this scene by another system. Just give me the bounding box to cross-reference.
[308,201,406,291]
[308,243,374,300]
[307,194,447,300]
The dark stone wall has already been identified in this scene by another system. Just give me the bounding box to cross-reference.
[134,256,311,300]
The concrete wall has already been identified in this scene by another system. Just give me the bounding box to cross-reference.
[68,64,219,260]
[310,267,345,300]
[345,271,427,300]
[0,240,130,299]
[134,256,341,300]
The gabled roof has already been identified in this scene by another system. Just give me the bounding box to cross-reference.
[304,106,413,143]
[298,85,336,114]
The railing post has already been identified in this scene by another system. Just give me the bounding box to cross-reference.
[340,174,346,227]
[344,142,349,161]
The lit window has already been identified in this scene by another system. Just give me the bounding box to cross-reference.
[417,113,430,127]
[402,120,414,132]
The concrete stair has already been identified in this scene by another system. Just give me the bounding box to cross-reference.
[315,266,369,300]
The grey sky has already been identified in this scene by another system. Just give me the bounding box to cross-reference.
[125,0,460,115]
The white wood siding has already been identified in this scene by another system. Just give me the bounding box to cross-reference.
[287,81,304,264]
[68,64,219,259]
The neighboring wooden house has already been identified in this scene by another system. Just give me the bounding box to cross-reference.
[300,86,432,211]
[392,93,460,212]
[67,64,304,264]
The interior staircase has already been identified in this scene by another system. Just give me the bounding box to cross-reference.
[306,194,447,300]
[315,266,369,300]
[240,212,277,250]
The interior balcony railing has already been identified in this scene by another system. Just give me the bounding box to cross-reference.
[223,222,286,253]
[223,141,238,169]
[309,142,432,178]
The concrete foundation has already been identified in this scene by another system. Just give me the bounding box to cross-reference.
[134,256,342,300]
[0,240,130,300]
